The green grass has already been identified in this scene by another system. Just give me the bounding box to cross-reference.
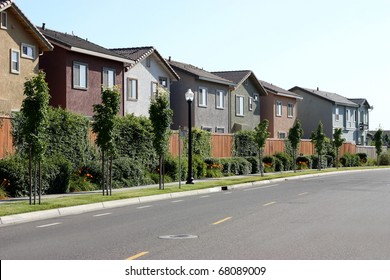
[0,166,386,217]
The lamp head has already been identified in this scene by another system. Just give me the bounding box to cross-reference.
[185,89,194,102]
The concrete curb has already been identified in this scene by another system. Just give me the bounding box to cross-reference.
[0,168,385,226]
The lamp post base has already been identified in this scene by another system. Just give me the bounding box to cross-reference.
[186,177,194,184]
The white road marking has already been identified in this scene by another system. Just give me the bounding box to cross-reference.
[297,192,309,196]
[263,201,277,207]
[200,195,210,198]
[244,184,278,191]
[171,200,184,203]
[36,222,61,228]
[137,205,152,209]
[93,213,112,217]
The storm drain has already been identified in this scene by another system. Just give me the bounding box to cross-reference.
[158,234,198,240]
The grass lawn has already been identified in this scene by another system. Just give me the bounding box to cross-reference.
[0,166,385,217]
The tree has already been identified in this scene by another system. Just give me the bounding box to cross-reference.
[310,121,326,171]
[149,86,173,190]
[374,129,383,166]
[92,86,120,196]
[288,119,304,173]
[333,128,345,169]
[254,120,270,177]
[20,71,50,204]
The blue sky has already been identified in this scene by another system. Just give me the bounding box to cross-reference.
[16,0,390,130]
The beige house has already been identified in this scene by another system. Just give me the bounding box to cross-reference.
[0,0,53,113]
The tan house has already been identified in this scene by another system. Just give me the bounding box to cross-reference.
[260,80,303,139]
[0,0,53,113]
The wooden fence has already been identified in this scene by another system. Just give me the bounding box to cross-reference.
[0,117,14,158]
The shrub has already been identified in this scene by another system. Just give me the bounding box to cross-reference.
[274,152,293,171]
[0,155,27,197]
[219,157,251,176]
[379,153,390,166]
[204,158,223,178]
[263,156,275,173]
[192,155,207,179]
[233,130,257,157]
[296,155,311,170]
[311,154,328,170]
[112,157,147,188]
[44,155,72,194]
[245,156,260,174]
[164,155,188,181]
[340,153,360,167]
[274,157,284,172]
[356,153,368,165]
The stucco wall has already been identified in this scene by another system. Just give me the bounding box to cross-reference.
[0,9,40,113]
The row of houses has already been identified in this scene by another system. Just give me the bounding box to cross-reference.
[1,1,373,145]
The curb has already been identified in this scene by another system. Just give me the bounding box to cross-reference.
[0,168,385,226]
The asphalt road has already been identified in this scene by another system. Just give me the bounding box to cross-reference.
[1,169,390,260]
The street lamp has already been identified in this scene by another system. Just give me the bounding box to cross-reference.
[185,89,194,184]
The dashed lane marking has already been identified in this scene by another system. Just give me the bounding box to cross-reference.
[212,216,232,225]
[126,251,149,260]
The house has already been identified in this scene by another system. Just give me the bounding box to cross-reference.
[38,26,134,117]
[349,98,372,145]
[0,0,53,113]
[259,80,303,139]
[289,86,364,144]
[212,71,267,132]
[168,59,235,133]
[111,47,179,117]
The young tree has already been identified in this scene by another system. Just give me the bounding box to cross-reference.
[374,129,383,166]
[20,71,50,205]
[333,128,345,169]
[92,86,120,196]
[254,119,270,177]
[288,119,304,173]
[311,121,326,171]
[149,86,173,190]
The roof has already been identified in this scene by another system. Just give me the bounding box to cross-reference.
[349,98,372,108]
[213,70,267,96]
[111,47,179,81]
[0,0,53,52]
[260,80,303,100]
[167,59,235,86]
[39,27,133,64]
[290,86,358,107]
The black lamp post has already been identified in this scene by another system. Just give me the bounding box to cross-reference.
[185,89,194,184]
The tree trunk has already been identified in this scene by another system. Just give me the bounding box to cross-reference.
[29,147,32,205]
[102,150,105,196]
[159,155,163,190]
[293,150,297,173]
[259,148,264,177]
[38,160,41,205]
[109,155,113,196]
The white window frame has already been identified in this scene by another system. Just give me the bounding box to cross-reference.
[216,90,225,109]
[1,11,7,29]
[151,81,158,99]
[159,77,168,88]
[21,43,36,60]
[102,68,115,89]
[236,95,244,116]
[287,103,294,118]
[10,49,20,74]
[278,132,287,139]
[335,106,340,121]
[73,62,88,89]
[127,78,138,101]
[215,127,225,133]
[201,126,212,132]
[249,97,253,111]
[276,101,282,117]
[198,87,208,107]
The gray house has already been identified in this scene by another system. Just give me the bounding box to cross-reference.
[289,86,364,144]
[349,98,372,145]
[168,59,235,133]
[212,71,267,132]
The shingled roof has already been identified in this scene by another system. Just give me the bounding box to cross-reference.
[39,27,133,63]
[260,80,302,100]
[111,47,179,80]
[168,60,235,86]
[290,86,358,107]
[1,0,53,52]
[349,98,371,108]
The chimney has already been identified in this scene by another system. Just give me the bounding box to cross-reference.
[168,56,171,61]
[42,23,46,30]
[317,87,319,91]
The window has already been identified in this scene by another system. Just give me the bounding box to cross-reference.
[335,107,340,121]
[201,126,212,132]
[159,77,168,88]
[198,87,208,107]
[236,96,244,116]
[288,103,294,118]
[11,49,20,74]
[249,97,253,111]
[1,12,7,29]
[278,132,287,139]
[73,62,88,89]
[216,127,225,133]
[21,43,36,59]
[127,78,138,100]
[276,101,282,116]
[346,109,350,122]
[151,81,158,99]
[102,68,115,89]
[216,90,224,109]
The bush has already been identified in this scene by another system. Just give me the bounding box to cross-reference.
[192,155,207,179]
[296,155,311,170]
[233,130,257,157]
[379,153,390,166]
[263,156,275,173]
[44,155,72,194]
[112,157,147,188]
[340,153,360,167]
[274,152,293,171]
[0,155,27,197]
[245,156,260,174]
[311,154,328,169]
[164,155,188,181]
[204,158,223,178]
[219,157,251,176]
[356,153,368,165]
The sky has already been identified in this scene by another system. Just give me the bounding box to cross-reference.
[16,0,390,130]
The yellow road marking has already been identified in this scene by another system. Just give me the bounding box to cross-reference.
[263,201,276,207]
[126,251,149,260]
[212,216,232,225]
